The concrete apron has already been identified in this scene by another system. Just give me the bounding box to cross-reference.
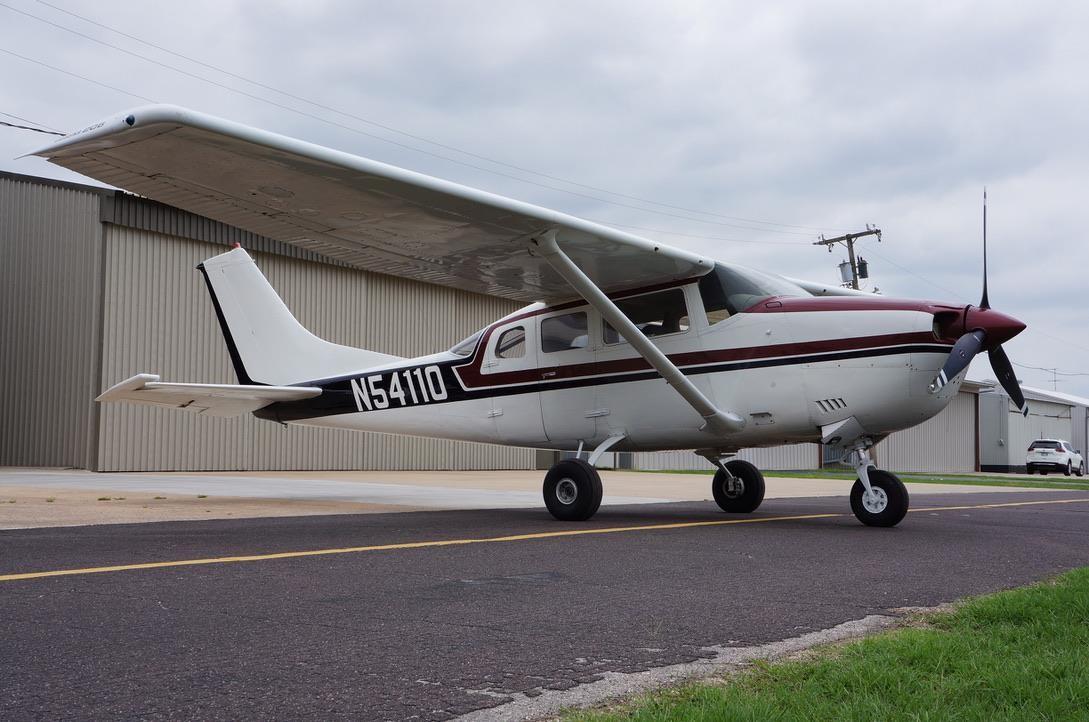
[0,467,1063,530]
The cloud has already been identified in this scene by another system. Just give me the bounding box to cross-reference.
[2,0,1086,394]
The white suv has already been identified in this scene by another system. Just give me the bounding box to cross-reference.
[1026,439,1084,477]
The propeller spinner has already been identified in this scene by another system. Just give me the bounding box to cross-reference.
[928,191,1029,416]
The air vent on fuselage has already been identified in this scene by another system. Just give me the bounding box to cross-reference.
[815,398,847,414]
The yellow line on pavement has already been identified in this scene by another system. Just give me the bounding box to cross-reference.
[1,497,1086,583]
[911,498,1089,512]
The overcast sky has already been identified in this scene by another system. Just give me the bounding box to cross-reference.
[2,0,1087,396]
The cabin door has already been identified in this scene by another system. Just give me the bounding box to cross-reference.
[483,319,548,446]
[537,307,598,447]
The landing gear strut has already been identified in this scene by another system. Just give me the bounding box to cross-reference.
[846,444,909,527]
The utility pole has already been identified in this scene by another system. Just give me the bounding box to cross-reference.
[813,225,882,290]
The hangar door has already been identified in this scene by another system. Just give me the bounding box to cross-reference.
[877,390,977,473]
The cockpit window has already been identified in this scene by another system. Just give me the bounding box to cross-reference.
[699,263,805,325]
[450,329,483,357]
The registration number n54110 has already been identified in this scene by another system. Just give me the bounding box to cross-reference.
[349,365,448,411]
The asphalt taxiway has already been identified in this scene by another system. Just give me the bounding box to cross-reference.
[2,491,1088,720]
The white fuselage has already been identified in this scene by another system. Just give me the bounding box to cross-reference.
[286,283,962,454]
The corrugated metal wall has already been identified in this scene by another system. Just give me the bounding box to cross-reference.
[97,226,534,471]
[632,444,819,471]
[876,391,977,473]
[0,175,104,468]
[8,175,1067,478]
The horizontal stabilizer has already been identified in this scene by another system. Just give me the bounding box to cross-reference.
[95,374,321,417]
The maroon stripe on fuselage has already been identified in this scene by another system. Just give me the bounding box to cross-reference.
[454,331,946,389]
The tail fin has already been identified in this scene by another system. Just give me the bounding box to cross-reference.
[198,247,401,385]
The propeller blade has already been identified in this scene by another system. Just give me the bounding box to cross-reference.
[929,329,986,393]
[988,345,1029,417]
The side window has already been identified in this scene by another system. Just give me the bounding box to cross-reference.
[541,312,588,353]
[603,289,690,344]
[495,326,526,359]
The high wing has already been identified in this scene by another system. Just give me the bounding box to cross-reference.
[96,374,321,417]
[33,105,713,303]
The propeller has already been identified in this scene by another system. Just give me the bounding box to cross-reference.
[928,190,1029,416]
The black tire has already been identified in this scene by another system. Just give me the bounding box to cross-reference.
[543,459,603,521]
[712,460,765,513]
[1065,461,1072,477]
[850,469,909,527]
[1026,466,1034,475]
[1077,462,1085,478]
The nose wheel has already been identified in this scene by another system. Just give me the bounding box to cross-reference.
[843,442,909,527]
[850,468,909,527]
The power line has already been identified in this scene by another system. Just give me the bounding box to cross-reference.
[7,8,1088,363]
[1013,362,1089,377]
[1,110,62,133]
[0,44,806,249]
[0,46,155,103]
[8,0,837,238]
[37,0,842,235]
[0,119,64,135]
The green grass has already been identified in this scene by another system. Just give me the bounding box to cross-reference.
[569,568,1089,721]
[640,468,1089,492]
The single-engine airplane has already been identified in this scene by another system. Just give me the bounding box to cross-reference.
[32,106,1030,527]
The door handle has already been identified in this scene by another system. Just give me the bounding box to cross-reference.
[541,370,557,379]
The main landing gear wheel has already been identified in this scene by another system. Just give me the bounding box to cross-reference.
[850,469,909,527]
[543,458,603,521]
[712,459,766,513]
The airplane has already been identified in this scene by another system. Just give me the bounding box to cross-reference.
[31,105,1030,527]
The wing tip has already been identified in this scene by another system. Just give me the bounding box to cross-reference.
[96,373,161,402]
[30,104,192,160]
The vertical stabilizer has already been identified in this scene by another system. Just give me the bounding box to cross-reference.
[198,247,401,385]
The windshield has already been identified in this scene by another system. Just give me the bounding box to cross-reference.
[449,329,483,357]
[699,263,805,319]
[1029,441,1062,450]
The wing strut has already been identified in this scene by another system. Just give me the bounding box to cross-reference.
[532,230,745,436]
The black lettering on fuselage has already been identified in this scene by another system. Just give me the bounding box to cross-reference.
[349,364,449,413]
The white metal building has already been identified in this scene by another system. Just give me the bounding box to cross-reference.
[1,171,535,472]
[4,171,1082,476]
[979,386,1089,473]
